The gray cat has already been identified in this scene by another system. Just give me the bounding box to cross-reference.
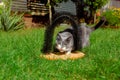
[41,12,106,54]
[55,21,105,55]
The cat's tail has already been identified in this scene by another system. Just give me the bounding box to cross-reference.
[91,17,106,31]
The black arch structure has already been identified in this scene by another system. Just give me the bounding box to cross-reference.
[41,12,82,53]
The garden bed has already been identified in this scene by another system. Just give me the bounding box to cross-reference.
[23,14,49,28]
[102,25,120,29]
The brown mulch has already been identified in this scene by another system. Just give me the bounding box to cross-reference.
[102,26,120,29]
[40,51,85,60]
[23,14,49,28]
[108,26,120,29]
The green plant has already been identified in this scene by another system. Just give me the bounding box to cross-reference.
[0,0,24,31]
[0,2,4,14]
[0,28,120,79]
[102,9,120,26]
[112,8,120,19]
[72,0,108,23]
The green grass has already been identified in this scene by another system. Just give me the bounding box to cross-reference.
[0,28,120,80]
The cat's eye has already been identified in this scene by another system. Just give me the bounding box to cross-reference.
[66,37,71,42]
[57,36,61,40]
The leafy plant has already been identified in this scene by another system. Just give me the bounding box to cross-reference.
[51,0,68,6]
[112,8,120,19]
[85,0,108,10]
[72,0,109,23]
[102,9,120,26]
[0,0,24,31]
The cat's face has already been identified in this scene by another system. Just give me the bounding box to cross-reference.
[55,32,74,53]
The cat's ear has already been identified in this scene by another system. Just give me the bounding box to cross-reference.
[56,34,61,40]
[66,36,72,42]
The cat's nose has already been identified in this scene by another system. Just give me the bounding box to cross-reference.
[59,48,65,52]
[60,50,64,52]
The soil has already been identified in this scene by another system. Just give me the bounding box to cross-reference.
[23,14,120,29]
[23,14,49,28]
[102,26,120,29]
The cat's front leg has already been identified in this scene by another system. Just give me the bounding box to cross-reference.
[66,50,71,55]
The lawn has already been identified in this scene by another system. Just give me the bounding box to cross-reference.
[0,28,120,80]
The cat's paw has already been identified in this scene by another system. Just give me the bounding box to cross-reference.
[66,51,71,55]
